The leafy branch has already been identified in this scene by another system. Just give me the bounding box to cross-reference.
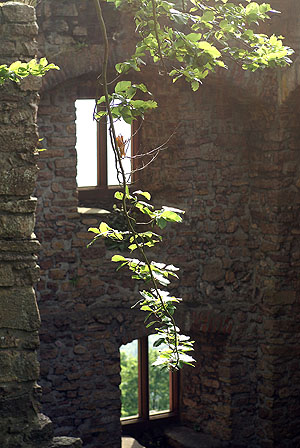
[89,0,293,369]
[109,0,294,90]
[0,58,59,85]
[91,0,195,370]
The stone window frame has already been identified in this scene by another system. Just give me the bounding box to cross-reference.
[121,336,179,429]
[77,100,139,205]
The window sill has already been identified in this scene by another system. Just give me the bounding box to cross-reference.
[77,206,111,216]
[77,183,140,209]
[78,186,119,208]
[121,411,178,427]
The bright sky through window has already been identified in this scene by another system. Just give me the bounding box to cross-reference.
[107,114,132,186]
[75,99,97,188]
[75,99,132,188]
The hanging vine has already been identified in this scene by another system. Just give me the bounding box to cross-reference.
[88,0,293,370]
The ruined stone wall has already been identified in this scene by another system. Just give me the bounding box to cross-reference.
[34,1,300,447]
[0,3,81,447]
[0,5,42,446]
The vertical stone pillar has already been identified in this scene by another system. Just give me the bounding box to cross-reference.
[249,107,300,448]
[0,3,81,447]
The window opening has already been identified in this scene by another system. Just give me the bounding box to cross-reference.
[148,334,170,415]
[120,339,139,419]
[75,99,97,187]
[75,98,133,189]
[106,110,132,186]
[120,337,178,424]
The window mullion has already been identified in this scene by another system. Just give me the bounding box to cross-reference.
[138,336,149,420]
[169,370,179,413]
[98,118,107,187]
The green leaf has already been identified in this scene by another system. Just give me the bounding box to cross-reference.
[111,255,127,262]
[99,222,109,234]
[186,33,202,42]
[114,191,124,200]
[197,42,221,59]
[156,217,167,229]
[133,190,151,200]
[201,10,215,22]
[134,83,149,93]
[153,337,165,347]
[191,80,200,91]
[88,227,100,234]
[115,80,132,93]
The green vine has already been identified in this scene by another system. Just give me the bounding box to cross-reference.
[88,0,293,369]
[91,0,195,370]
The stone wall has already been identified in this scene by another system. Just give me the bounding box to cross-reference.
[33,1,300,447]
[0,2,81,447]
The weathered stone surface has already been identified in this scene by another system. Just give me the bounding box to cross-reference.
[51,3,78,17]
[8,1,294,448]
[0,350,39,382]
[28,413,53,443]
[1,2,35,24]
[0,3,83,448]
[49,437,82,448]
[0,238,41,253]
[0,198,37,213]
[165,426,224,448]
[0,166,38,196]
[122,437,145,448]
[0,125,38,152]
[0,263,14,286]
[1,22,38,37]
[0,213,35,238]
[202,261,224,282]
[0,287,40,331]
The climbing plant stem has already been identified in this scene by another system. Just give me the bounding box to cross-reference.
[93,0,180,368]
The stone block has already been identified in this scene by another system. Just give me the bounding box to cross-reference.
[0,198,37,213]
[51,3,78,17]
[202,261,224,282]
[0,213,35,238]
[0,350,39,382]
[0,263,14,286]
[28,413,54,443]
[0,287,40,331]
[0,238,41,253]
[122,437,145,448]
[0,166,38,196]
[0,331,39,350]
[1,22,38,37]
[49,437,82,447]
[264,290,296,305]
[1,3,35,24]
[165,426,223,448]
[0,125,37,152]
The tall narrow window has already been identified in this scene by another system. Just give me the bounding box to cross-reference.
[76,99,98,188]
[120,340,139,419]
[120,337,179,425]
[75,99,135,200]
[148,334,170,415]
